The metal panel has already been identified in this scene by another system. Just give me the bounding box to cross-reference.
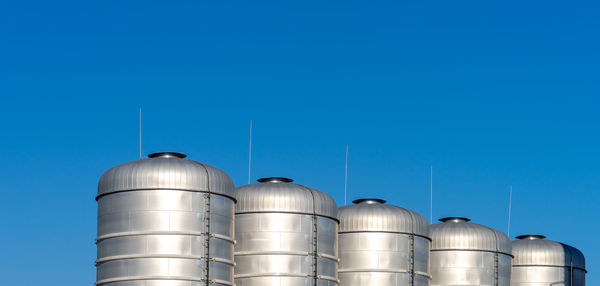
[429,217,512,286]
[234,177,337,220]
[511,235,586,286]
[430,251,511,286]
[96,152,235,286]
[234,178,339,286]
[98,152,235,199]
[338,199,430,286]
[338,199,428,237]
[429,218,511,255]
[512,235,585,269]
[103,282,205,286]
[511,266,586,286]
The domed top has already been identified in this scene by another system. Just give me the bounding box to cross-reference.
[512,234,586,271]
[97,152,235,199]
[234,177,338,220]
[429,217,511,255]
[338,198,429,237]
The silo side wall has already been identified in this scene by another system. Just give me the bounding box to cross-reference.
[234,212,338,286]
[339,233,430,286]
[96,190,235,285]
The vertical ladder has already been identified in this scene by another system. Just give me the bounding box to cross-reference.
[311,213,318,285]
[409,235,415,286]
[494,253,499,286]
[204,193,212,285]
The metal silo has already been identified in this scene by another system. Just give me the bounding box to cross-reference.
[429,217,512,286]
[338,198,431,286]
[95,152,236,286]
[234,177,339,286]
[511,234,586,286]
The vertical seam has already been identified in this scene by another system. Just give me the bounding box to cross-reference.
[300,185,319,285]
[198,163,212,285]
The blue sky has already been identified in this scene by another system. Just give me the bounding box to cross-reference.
[1,1,598,284]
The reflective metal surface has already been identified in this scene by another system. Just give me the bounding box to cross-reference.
[234,177,339,286]
[96,152,236,286]
[429,217,512,286]
[338,199,430,286]
[511,234,586,286]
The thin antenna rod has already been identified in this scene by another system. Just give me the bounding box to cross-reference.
[430,165,433,223]
[248,120,253,184]
[508,185,513,236]
[139,108,142,159]
[344,144,349,205]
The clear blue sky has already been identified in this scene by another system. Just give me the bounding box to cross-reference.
[1,1,598,284]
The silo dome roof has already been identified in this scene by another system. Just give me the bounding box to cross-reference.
[234,177,338,220]
[338,198,429,237]
[97,152,235,199]
[429,217,512,255]
[512,235,586,271]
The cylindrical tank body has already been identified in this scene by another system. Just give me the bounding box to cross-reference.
[95,152,236,286]
[234,177,339,286]
[429,217,512,286]
[338,198,431,286]
[511,234,586,286]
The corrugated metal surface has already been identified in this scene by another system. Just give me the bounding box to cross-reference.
[430,251,512,286]
[234,177,339,286]
[338,199,430,286]
[429,217,512,286]
[96,152,236,286]
[512,235,585,269]
[338,198,428,236]
[98,152,235,198]
[511,235,586,286]
[429,217,511,255]
[234,177,337,220]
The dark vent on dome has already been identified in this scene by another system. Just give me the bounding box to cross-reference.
[257,177,294,183]
[353,198,386,205]
[516,234,546,240]
[148,152,187,158]
[439,217,471,223]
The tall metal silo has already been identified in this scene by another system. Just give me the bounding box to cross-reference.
[338,198,431,286]
[511,234,586,286]
[95,152,236,286]
[429,217,512,286]
[234,177,339,286]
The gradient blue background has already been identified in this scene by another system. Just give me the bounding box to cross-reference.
[1,1,598,285]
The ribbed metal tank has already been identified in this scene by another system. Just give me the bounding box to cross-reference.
[429,217,512,286]
[95,152,236,286]
[511,234,586,286]
[338,198,431,286]
[233,177,339,286]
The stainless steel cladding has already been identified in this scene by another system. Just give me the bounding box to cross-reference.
[429,217,512,286]
[95,152,236,286]
[234,177,339,286]
[511,234,586,286]
[338,199,431,286]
